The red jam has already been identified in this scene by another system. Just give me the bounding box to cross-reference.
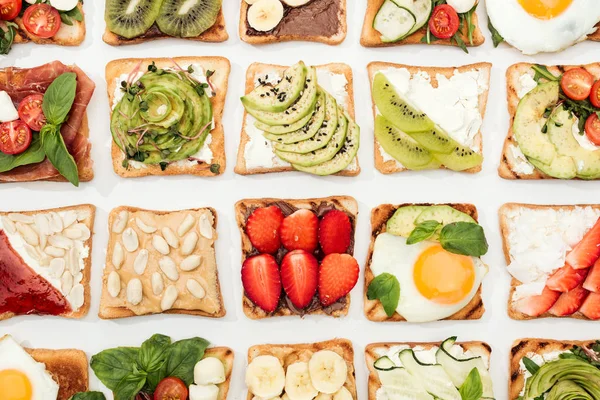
[0,231,70,315]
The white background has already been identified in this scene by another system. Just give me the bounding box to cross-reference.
[2,1,600,399]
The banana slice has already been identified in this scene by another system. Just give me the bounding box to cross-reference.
[332,387,352,400]
[308,351,347,394]
[281,0,312,6]
[285,362,319,400]
[194,357,226,385]
[246,355,286,399]
[315,394,333,400]
[247,0,284,32]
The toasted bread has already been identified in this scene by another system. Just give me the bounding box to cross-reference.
[11,3,85,47]
[590,24,600,41]
[246,339,356,400]
[234,62,359,176]
[235,196,358,319]
[367,62,491,174]
[205,346,235,400]
[105,57,230,178]
[360,0,484,48]
[0,204,95,321]
[499,62,600,180]
[364,203,485,321]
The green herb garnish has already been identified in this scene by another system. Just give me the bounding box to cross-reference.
[459,368,483,400]
[407,220,442,245]
[487,20,504,47]
[367,273,400,317]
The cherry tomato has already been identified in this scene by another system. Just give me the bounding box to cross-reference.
[23,4,61,39]
[585,113,600,146]
[561,68,594,101]
[590,80,600,109]
[428,5,460,39]
[18,94,46,131]
[0,0,22,21]
[153,377,188,400]
[0,120,32,155]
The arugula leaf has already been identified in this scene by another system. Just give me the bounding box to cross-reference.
[0,22,17,55]
[42,72,78,125]
[463,3,478,46]
[532,65,559,83]
[522,357,540,375]
[439,222,488,257]
[487,20,504,47]
[367,273,400,317]
[459,368,483,400]
[90,347,140,391]
[41,125,79,186]
[69,392,106,400]
[0,134,45,173]
[160,338,210,386]
[407,220,442,245]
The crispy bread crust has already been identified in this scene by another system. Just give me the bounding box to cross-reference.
[366,62,491,174]
[364,203,485,321]
[235,196,358,320]
[234,62,359,176]
[360,0,484,48]
[12,3,85,46]
[499,62,600,180]
[246,339,357,400]
[105,57,230,178]
[204,347,235,400]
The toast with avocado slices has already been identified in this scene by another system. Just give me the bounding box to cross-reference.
[367,62,491,174]
[106,57,230,178]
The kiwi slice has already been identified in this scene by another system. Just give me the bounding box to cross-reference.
[156,0,221,38]
[106,0,161,39]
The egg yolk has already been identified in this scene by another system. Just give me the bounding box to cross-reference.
[414,245,475,305]
[517,0,573,19]
[0,369,32,400]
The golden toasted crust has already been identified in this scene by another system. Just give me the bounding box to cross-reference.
[11,3,85,46]
[106,57,230,178]
[102,8,228,45]
[239,0,347,45]
[590,24,600,41]
[364,203,485,321]
[0,204,95,321]
[234,62,359,176]
[204,347,235,400]
[98,205,225,319]
[246,339,357,400]
[499,62,600,180]
[26,347,88,400]
[367,62,491,174]
[360,0,484,48]
[235,196,358,320]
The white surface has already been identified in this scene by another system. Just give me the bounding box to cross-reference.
[2,2,600,399]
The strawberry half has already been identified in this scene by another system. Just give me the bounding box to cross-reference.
[513,286,560,317]
[546,264,588,292]
[281,250,318,309]
[318,253,359,307]
[246,206,284,254]
[280,209,318,252]
[548,285,589,316]
[583,259,600,293]
[580,292,600,320]
[241,254,282,313]
[318,209,352,255]
[566,217,600,269]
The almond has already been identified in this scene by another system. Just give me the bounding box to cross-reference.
[177,214,195,237]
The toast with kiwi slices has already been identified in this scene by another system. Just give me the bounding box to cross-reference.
[103,0,228,46]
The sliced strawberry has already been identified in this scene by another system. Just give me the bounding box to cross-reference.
[513,286,560,317]
[246,206,284,254]
[280,250,318,309]
[580,291,600,320]
[280,209,318,252]
[318,209,352,255]
[548,286,589,316]
[546,264,589,292]
[241,254,282,313]
[565,217,600,269]
[318,253,359,306]
[583,259,600,293]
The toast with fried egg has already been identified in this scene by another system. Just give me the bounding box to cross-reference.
[11,3,86,47]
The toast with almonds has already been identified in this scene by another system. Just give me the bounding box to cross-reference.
[364,203,485,321]
[10,3,85,47]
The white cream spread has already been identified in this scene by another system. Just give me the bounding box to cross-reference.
[378,144,404,168]
[517,73,538,99]
[316,70,348,107]
[509,144,535,175]
[572,117,600,151]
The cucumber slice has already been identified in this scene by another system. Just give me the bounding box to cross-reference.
[378,368,434,399]
[386,205,428,237]
[391,0,432,35]
[374,356,396,371]
[398,349,461,400]
[383,386,434,400]
[241,62,306,113]
[373,0,416,43]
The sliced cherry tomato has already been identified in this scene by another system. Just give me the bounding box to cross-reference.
[0,0,22,21]
[590,80,600,109]
[561,68,594,101]
[18,94,46,131]
[0,121,32,155]
[429,4,460,39]
[585,113,600,146]
[23,4,61,39]
[153,377,188,400]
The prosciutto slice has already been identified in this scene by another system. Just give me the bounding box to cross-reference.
[0,61,95,182]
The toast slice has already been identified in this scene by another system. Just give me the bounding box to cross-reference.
[360,0,484,48]
[366,341,492,400]
[235,196,358,319]
[234,62,359,176]
[10,3,85,47]
[246,339,357,400]
[0,204,96,321]
[99,206,225,319]
[205,346,235,400]
[102,8,228,45]
[499,62,600,180]
[106,57,230,178]
[364,203,485,321]
[367,62,491,174]
[239,0,346,45]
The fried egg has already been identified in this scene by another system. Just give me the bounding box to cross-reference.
[486,0,600,54]
[0,336,59,400]
[370,233,487,322]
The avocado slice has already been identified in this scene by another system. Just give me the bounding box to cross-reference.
[414,205,476,226]
[525,358,600,399]
[386,205,429,237]
[254,109,313,134]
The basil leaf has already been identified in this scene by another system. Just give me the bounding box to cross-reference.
[367,273,400,317]
[42,72,78,125]
[522,357,540,375]
[407,220,442,245]
[487,20,504,47]
[0,22,17,55]
[69,392,106,400]
[439,222,488,257]
[0,134,45,173]
[161,337,210,386]
[67,5,83,22]
[41,126,80,186]
[459,368,483,400]
[114,370,146,400]
[60,12,73,26]
[90,347,140,391]
[139,334,171,391]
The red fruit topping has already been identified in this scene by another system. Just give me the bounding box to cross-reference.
[246,206,284,254]
[546,264,589,292]
[583,259,600,293]
[548,286,589,316]
[318,210,352,255]
[566,218,600,269]
[242,254,281,313]
[580,292,600,320]
[514,286,560,317]
[280,250,318,309]
[318,253,359,307]
[280,209,318,252]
